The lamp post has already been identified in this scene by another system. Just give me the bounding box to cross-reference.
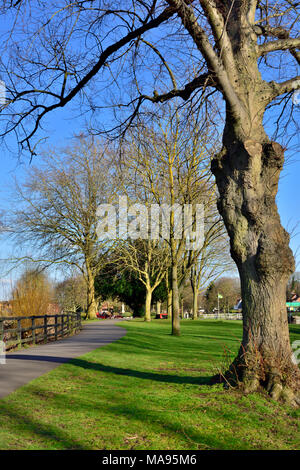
[217,293,223,317]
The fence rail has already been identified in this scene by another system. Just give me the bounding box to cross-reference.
[201,313,243,320]
[0,313,82,350]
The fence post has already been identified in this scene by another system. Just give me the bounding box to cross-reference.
[44,315,48,342]
[0,339,5,364]
[17,318,22,347]
[0,313,81,351]
[32,316,36,344]
[59,315,63,337]
[54,315,58,341]
[0,318,3,342]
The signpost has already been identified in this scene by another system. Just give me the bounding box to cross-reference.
[217,293,223,316]
[286,302,300,311]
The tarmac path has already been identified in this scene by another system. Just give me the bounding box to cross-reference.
[0,319,127,398]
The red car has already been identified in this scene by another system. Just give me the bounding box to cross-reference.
[155,313,168,319]
[96,312,110,319]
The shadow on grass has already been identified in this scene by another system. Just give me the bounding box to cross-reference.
[0,386,236,450]
[0,401,89,450]
[71,358,212,385]
[289,325,300,335]
[6,354,212,385]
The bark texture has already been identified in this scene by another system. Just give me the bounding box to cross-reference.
[211,124,300,403]
[171,264,180,336]
[86,267,97,320]
[167,289,172,318]
[193,2,300,404]
[191,281,198,320]
[156,302,161,316]
[145,287,152,322]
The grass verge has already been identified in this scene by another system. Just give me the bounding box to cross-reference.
[0,319,299,450]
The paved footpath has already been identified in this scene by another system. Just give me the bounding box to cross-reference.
[0,319,127,399]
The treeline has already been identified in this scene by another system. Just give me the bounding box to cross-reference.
[4,105,237,335]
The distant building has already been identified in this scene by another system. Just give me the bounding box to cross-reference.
[46,303,60,315]
[289,293,300,303]
[233,295,300,314]
[233,299,242,310]
[0,300,12,317]
[0,301,13,315]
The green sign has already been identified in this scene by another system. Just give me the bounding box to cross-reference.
[286,302,300,307]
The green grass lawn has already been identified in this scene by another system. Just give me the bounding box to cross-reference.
[0,319,299,450]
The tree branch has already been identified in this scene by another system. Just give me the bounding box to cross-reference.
[5,5,177,152]
[145,72,218,102]
[247,0,259,24]
[199,0,237,78]
[165,0,244,119]
[270,76,300,98]
[258,37,300,56]
[290,48,300,65]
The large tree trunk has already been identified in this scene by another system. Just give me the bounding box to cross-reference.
[145,287,152,322]
[86,270,97,320]
[167,289,172,318]
[156,301,161,317]
[211,118,300,403]
[191,273,198,320]
[171,263,180,336]
[192,288,198,320]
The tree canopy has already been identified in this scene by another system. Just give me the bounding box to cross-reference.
[1,0,299,401]
[0,1,298,154]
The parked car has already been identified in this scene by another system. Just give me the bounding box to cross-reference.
[96,312,110,319]
[155,313,168,319]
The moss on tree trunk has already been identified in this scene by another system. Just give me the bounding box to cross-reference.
[86,270,97,320]
[211,125,300,405]
[171,264,180,336]
[145,288,152,322]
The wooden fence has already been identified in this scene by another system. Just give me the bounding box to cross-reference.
[201,313,243,320]
[0,313,82,350]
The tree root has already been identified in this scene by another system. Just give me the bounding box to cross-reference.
[213,372,300,406]
[214,351,300,406]
[243,377,260,394]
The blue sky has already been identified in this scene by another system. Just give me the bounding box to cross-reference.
[0,105,85,298]
[278,157,300,269]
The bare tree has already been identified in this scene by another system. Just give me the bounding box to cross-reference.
[1,1,299,401]
[121,105,225,335]
[12,268,53,318]
[55,273,87,314]
[205,277,241,314]
[10,137,116,319]
[190,229,234,319]
[12,268,53,336]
